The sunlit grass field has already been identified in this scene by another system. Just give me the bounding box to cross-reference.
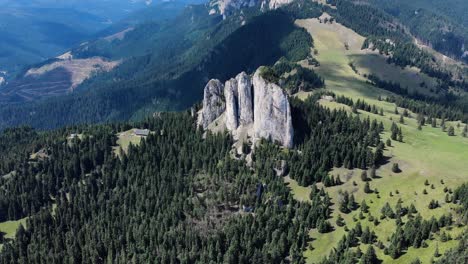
[293,17,468,263]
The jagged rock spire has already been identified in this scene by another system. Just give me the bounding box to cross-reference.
[198,67,293,148]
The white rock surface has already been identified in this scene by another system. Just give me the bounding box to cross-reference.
[224,78,239,131]
[210,0,288,15]
[198,67,294,148]
[236,72,254,125]
[198,79,226,129]
[268,0,293,9]
[252,68,293,148]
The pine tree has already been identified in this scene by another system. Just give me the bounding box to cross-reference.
[403,109,409,117]
[340,191,351,213]
[361,171,369,182]
[360,245,379,264]
[399,114,405,124]
[361,200,369,213]
[428,199,439,209]
[434,244,440,257]
[397,128,403,142]
[364,182,372,193]
[447,126,455,136]
[370,166,377,179]
[445,193,451,203]
[336,214,346,227]
[386,138,391,147]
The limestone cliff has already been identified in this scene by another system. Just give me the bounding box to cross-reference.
[267,0,294,10]
[197,79,225,129]
[209,0,292,16]
[237,72,254,125]
[210,0,258,16]
[252,68,293,148]
[198,67,293,148]
[224,78,239,131]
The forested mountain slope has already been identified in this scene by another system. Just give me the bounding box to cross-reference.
[346,0,468,63]
[2,0,467,131]
[0,7,103,73]
[0,0,466,263]
[0,1,191,104]
[0,1,322,129]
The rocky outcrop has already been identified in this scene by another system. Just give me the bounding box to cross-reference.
[198,67,293,148]
[198,79,226,129]
[224,72,254,131]
[237,72,254,125]
[268,0,293,10]
[224,78,239,131]
[209,0,291,16]
[252,68,293,148]
[211,0,258,16]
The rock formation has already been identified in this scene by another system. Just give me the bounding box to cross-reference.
[197,79,226,129]
[198,67,294,148]
[209,0,292,16]
[252,68,294,148]
[211,0,258,16]
[224,78,239,131]
[267,0,294,10]
[237,72,254,125]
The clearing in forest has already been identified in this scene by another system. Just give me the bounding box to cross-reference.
[291,16,468,264]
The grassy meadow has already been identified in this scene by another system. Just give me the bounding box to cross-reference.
[113,129,146,156]
[0,218,28,251]
[292,17,468,263]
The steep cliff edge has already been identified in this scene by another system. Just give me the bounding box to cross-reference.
[252,68,294,148]
[198,67,293,148]
[197,79,226,129]
[209,0,293,16]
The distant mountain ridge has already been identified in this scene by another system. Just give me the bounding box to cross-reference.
[0,0,198,75]
[0,0,466,131]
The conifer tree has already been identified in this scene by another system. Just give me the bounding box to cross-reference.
[448,126,455,136]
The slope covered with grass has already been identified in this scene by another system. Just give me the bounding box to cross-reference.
[293,16,468,263]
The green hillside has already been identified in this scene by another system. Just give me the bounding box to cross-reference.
[0,3,322,130]
[361,0,468,63]
[294,15,468,263]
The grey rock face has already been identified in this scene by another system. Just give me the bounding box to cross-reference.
[253,68,293,148]
[198,79,225,129]
[223,71,253,131]
[199,67,293,148]
[224,78,239,131]
[210,0,289,16]
[268,0,293,9]
[214,0,258,16]
[236,72,253,125]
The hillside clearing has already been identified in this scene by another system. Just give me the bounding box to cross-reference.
[113,128,152,156]
[293,16,468,263]
[0,217,28,251]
